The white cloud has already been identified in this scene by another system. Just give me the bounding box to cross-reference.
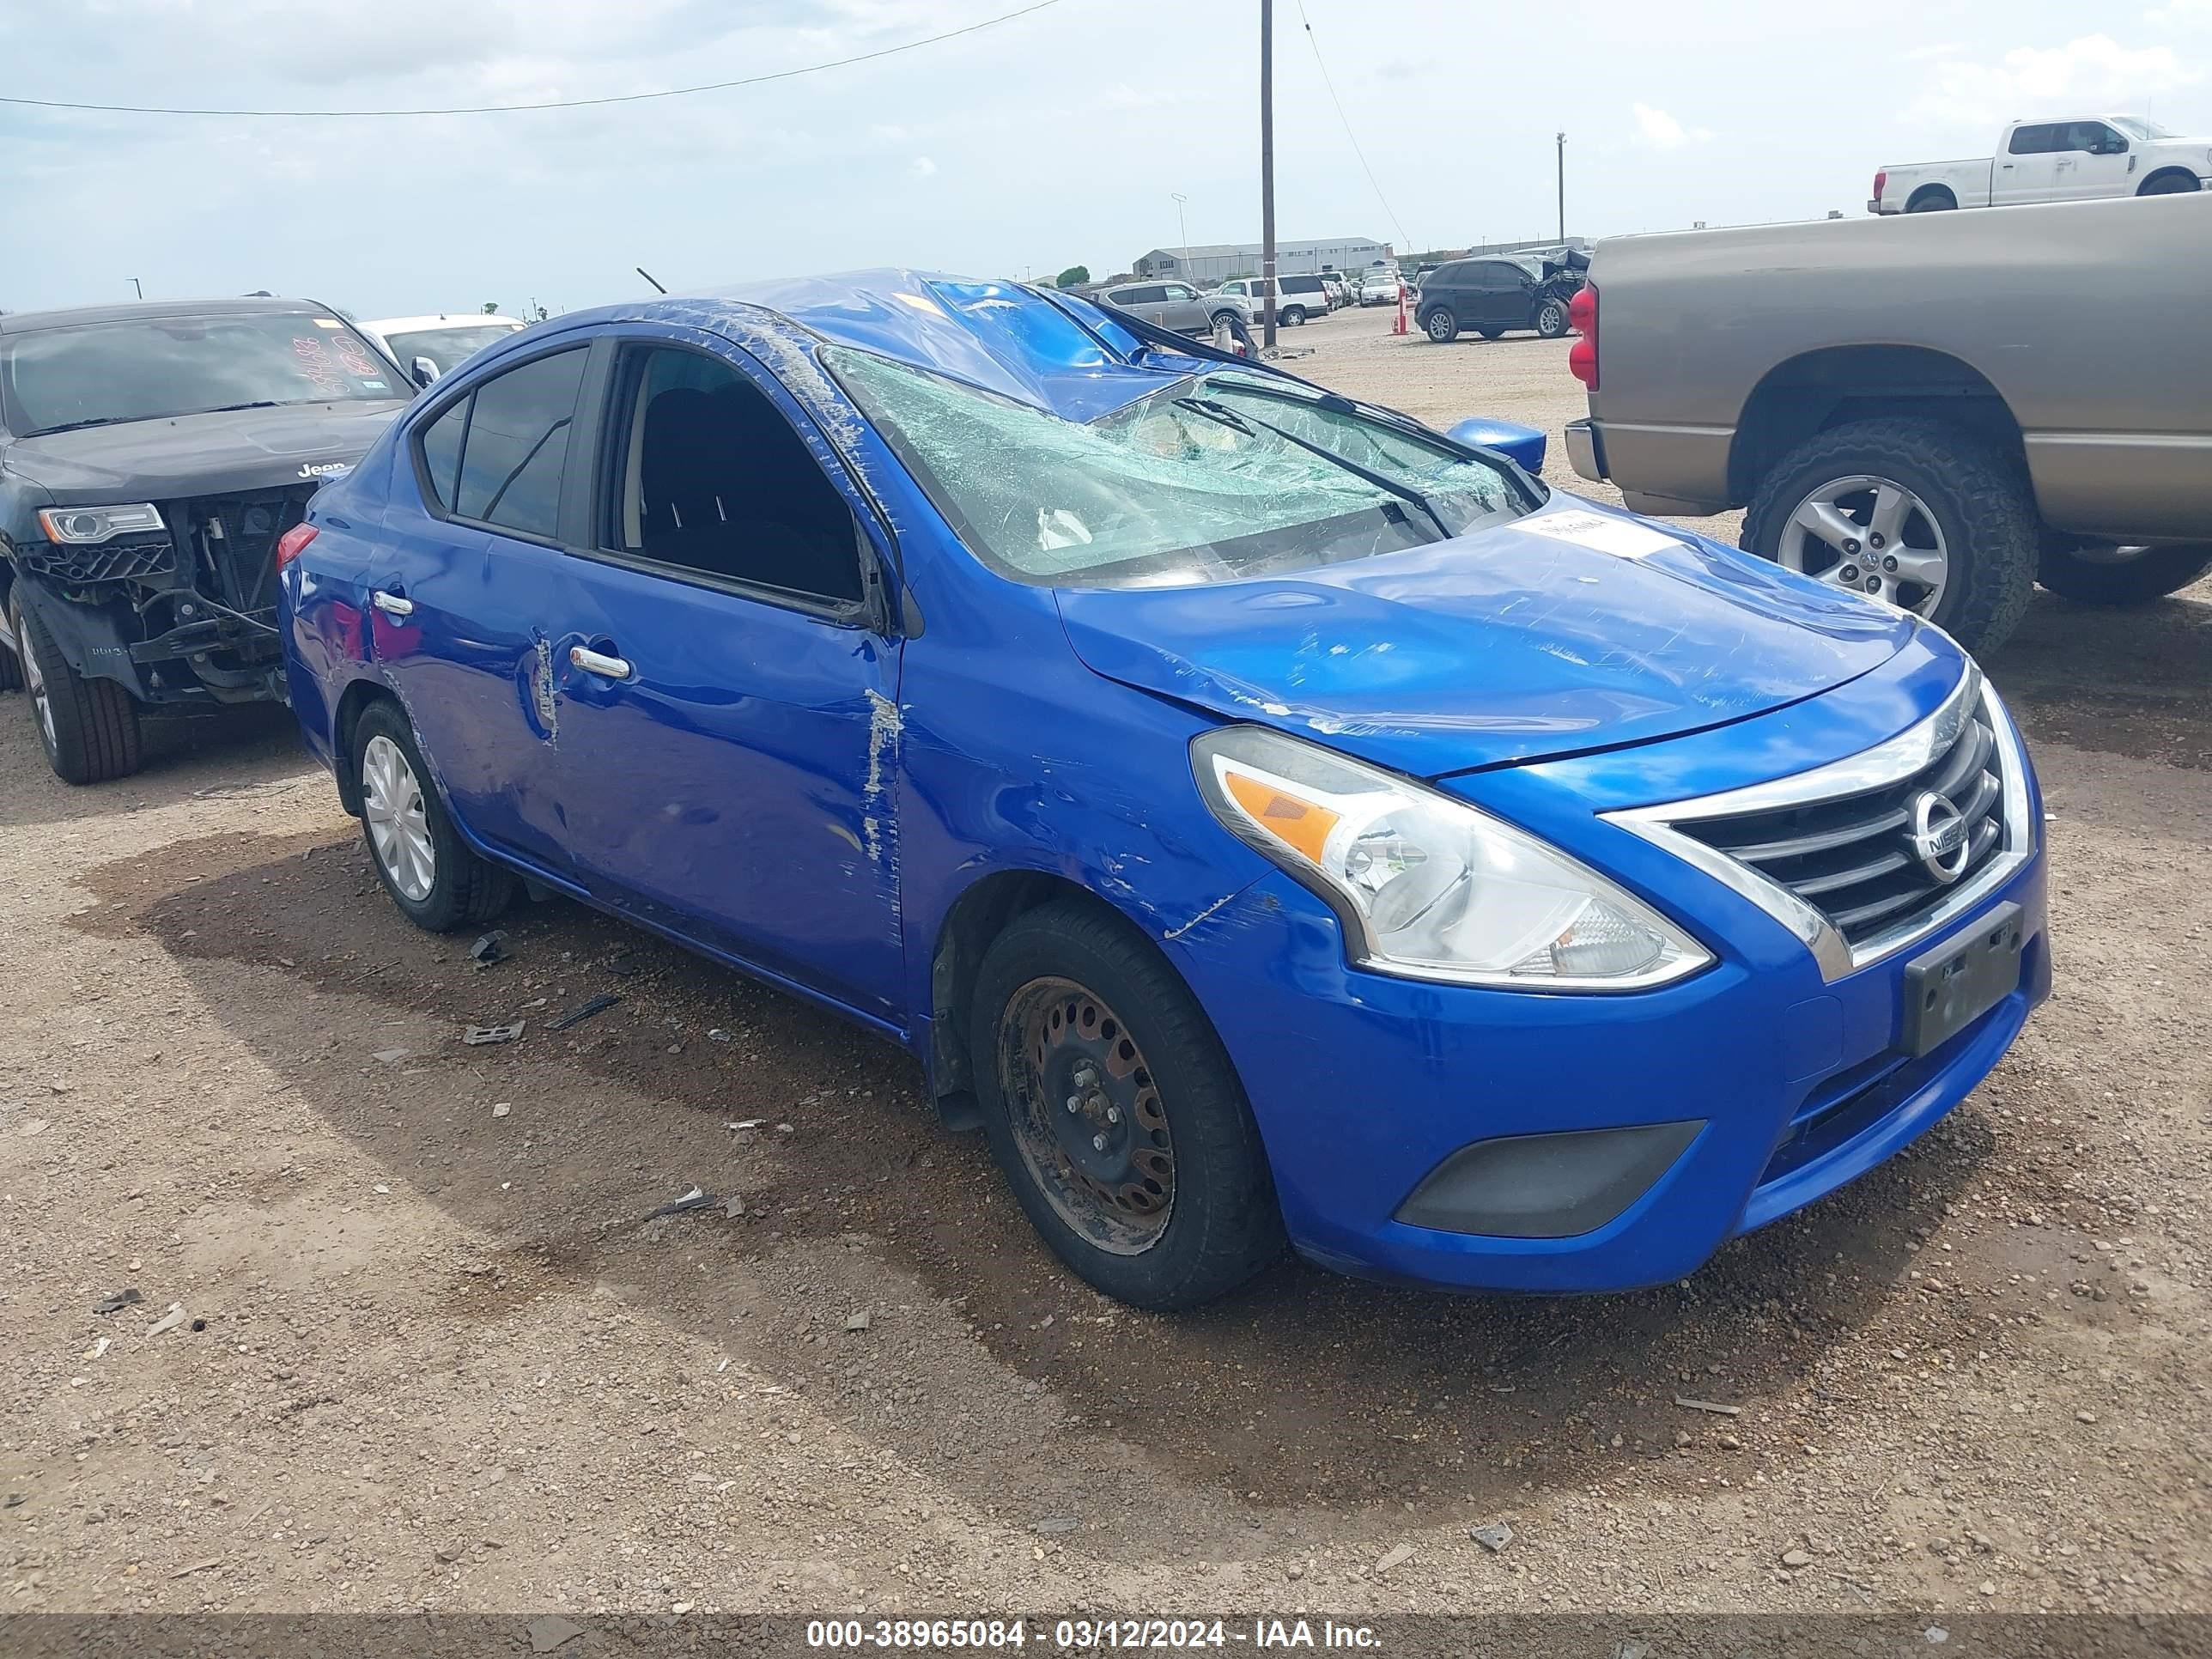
[1631,103,1711,149]
[1905,33,2203,128]
[909,155,937,177]
[1905,41,1965,60]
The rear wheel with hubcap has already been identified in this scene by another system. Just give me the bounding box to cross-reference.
[1424,307,1459,343]
[352,699,515,933]
[1741,416,2039,652]
[970,899,1283,1310]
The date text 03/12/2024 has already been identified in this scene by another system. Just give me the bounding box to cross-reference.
[805,1619,1383,1650]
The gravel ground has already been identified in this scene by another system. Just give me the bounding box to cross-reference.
[3,307,2208,1627]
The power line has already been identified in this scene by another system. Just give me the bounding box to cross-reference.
[1292,0,1414,255]
[0,0,1067,118]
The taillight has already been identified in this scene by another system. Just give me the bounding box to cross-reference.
[1567,284,1598,390]
[1873,169,1887,204]
[275,522,319,568]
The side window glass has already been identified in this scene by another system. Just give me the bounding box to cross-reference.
[454,348,588,540]
[2008,125,2053,155]
[607,345,864,605]
[417,395,468,510]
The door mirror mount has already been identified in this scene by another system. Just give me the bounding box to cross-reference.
[410,356,440,389]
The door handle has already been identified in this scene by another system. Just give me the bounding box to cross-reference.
[570,644,632,679]
[370,590,414,617]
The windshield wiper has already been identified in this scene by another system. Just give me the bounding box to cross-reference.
[1173,397,1451,539]
[205,401,283,413]
[23,416,122,437]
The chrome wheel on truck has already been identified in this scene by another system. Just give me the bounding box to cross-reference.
[1775,473,1951,616]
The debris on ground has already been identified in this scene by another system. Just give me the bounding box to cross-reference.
[528,1615,587,1654]
[2,1493,21,1509]
[1781,1548,1814,1568]
[463,1021,526,1046]
[708,1028,732,1042]
[20,1119,49,1136]
[146,1304,188,1336]
[1471,1522,1515,1553]
[371,1048,412,1066]
[1030,1516,1080,1534]
[605,952,638,979]
[492,1103,512,1120]
[92,1288,143,1315]
[467,931,510,968]
[844,1309,872,1333]
[547,994,620,1032]
[83,1336,111,1361]
[642,1186,714,1221]
[722,1195,745,1218]
[1674,1395,1742,1416]
[1376,1543,1416,1574]
[727,1119,764,1132]
[169,1557,223,1578]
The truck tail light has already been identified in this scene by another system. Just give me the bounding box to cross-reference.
[275,523,319,568]
[1567,284,1599,390]
[1873,169,1887,204]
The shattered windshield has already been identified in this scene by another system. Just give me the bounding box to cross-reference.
[824,349,1528,588]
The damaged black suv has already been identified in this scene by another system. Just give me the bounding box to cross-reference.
[0,298,410,782]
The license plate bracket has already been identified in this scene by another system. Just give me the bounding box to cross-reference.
[1902,902,2024,1058]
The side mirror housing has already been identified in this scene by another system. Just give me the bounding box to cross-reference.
[410,356,440,389]
[1446,416,1547,476]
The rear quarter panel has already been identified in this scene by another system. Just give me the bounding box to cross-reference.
[1588,193,2212,534]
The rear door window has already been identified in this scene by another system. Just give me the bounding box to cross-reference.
[417,396,468,509]
[452,349,588,540]
[2008,124,2060,155]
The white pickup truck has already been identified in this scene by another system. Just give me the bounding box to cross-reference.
[1871,115,2209,213]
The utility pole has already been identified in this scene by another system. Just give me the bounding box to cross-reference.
[130,276,143,299]
[1555,132,1566,245]
[1261,0,1278,349]
[1171,192,1190,280]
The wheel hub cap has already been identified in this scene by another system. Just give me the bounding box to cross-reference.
[1777,475,1949,616]
[361,733,435,902]
[1000,978,1174,1255]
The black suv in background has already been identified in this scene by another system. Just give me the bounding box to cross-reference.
[0,299,410,782]
[1417,252,1587,343]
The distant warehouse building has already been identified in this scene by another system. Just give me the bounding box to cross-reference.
[1132,237,1392,286]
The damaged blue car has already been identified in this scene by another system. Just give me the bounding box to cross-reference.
[276,272,2048,1309]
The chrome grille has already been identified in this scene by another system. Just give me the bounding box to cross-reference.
[1676,705,2007,947]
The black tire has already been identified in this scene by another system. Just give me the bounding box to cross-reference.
[1423,307,1459,343]
[1741,416,2039,653]
[969,898,1284,1310]
[1906,190,1955,212]
[14,592,142,784]
[0,599,21,694]
[2038,543,2212,605]
[2137,173,2203,197]
[1280,305,1308,326]
[350,698,516,933]
[1535,299,1570,338]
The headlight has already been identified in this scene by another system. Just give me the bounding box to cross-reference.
[37,503,166,544]
[1192,726,1711,991]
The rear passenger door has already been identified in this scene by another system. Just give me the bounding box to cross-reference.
[1995,123,2063,204]
[541,328,907,1021]
[374,340,595,880]
[1109,284,1170,325]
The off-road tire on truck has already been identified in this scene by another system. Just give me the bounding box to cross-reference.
[351,698,516,933]
[2037,542,2212,605]
[13,591,143,784]
[969,897,1284,1311]
[1742,416,2040,653]
[1535,299,1571,338]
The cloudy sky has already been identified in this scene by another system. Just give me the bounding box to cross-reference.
[3,0,2209,318]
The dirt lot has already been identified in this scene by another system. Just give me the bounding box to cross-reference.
[3,306,2209,1629]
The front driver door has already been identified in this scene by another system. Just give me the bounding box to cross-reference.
[543,327,906,1024]
[2053,121,2133,199]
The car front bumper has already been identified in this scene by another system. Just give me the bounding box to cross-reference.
[1165,804,2047,1295]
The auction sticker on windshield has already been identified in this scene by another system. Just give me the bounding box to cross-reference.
[1524,507,1684,560]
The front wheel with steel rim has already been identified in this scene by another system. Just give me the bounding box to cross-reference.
[969,899,1283,1310]
[1424,307,1459,343]
[1535,298,1570,338]
[1741,416,2039,653]
[350,698,515,933]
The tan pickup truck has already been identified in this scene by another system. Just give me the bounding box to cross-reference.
[1564,191,2212,649]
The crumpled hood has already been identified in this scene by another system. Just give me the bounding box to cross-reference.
[3,400,407,501]
[1054,501,1917,778]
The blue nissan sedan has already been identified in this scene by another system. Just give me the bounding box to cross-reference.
[275,272,2048,1310]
